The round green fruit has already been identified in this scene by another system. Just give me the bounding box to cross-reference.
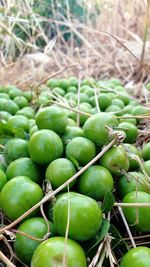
[28,130,63,165]
[7,115,29,132]
[46,158,76,190]
[36,106,68,135]
[31,237,87,267]
[118,122,138,144]
[120,247,150,267]
[0,169,7,191]
[118,172,150,199]
[142,142,150,161]
[123,191,150,232]
[83,113,118,146]
[6,157,41,183]
[100,145,129,175]
[0,176,43,220]
[78,165,114,200]
[53,192,102,241]
[66,137,96,166]
[14,217,54,264]
[61,126,84,145]
[4,138,29,163]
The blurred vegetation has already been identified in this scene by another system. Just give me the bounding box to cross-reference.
[0,0,100,59]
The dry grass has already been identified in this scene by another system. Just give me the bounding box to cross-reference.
[0,0,150,89]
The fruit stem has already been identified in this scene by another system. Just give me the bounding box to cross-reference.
[115,202,150,207]
[118,206,136,248]
[0,251,16,267]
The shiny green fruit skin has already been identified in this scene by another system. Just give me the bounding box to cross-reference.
[123,191,150,232]
[83,113,118,146]
[123,143,141,171]
[143,160,150,176]
[118,172,150,199]
[46,158,76,190]
[0,176,43,220]
[142,142,150,161]
[36,106,68,135]
[66,137,96,166]
[4,138,29,163]
[78,165,114,200]
[6,157,41,183]
[100,146,129,175]
[120,247,150,267]
[0,169,7,191]
[119,122,138,144]
[7,115,29,132]
[14,217,54,264]
[28,130,63,165]
[53,192,102,241]
[61,126,84,145]
[31,237,87,267]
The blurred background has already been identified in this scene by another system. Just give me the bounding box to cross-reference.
[0,0,149,87]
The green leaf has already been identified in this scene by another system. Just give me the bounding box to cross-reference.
[86,218,110,256]
[0,122,14,136]
[110,224,129,252]
[102,190,115,213]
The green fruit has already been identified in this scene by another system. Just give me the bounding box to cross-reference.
[118,172,150,199]
[31,237,87,267]
[142,142,150,160]
[16,107,35,119]
[36,106,68,135]
[0,169,7,191]
[118,122,138,144]
[1,99,19,115]
[5,138,29,163]
[112,98,125,108]
[7,115,29,132]
[66,137,96,166]
[78,165,114,200]
[46,158,76,190]
[123,143,141,170]
[14,96,29,108]
[143,160,150,176]
[14,217,54,264]
[61,126,84,145]
[6,157,41,183]
[83,113,118,146]
[0,176,43,220]
[119,114,137,125]
[28,130,63,165]
[120,247,150,267]
[9,87,22,99]
[53,192,102,241]
[100,145,129,175]
[98,93,112,111]
[123,191,150,232]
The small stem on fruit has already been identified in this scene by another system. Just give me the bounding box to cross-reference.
[40,204,50,239]
[0,138,117,234]
[94,87,100,113]
[118,206,136,248]
[115,202,150,207]
[11,229,46,242]
[0,251,16,267]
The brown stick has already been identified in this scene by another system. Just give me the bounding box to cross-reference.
[0,251,16,267]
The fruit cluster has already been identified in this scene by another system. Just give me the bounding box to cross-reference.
[0,77,150,267]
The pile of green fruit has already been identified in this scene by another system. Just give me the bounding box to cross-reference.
[0,77,150,267]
